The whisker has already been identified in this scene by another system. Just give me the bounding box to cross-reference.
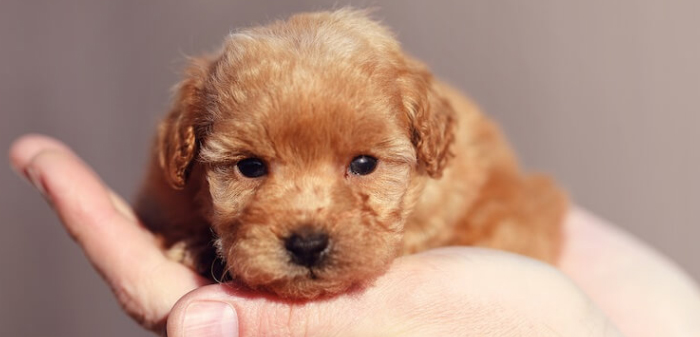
[210,255,231,284]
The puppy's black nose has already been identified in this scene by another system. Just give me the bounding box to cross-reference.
[284,227,329,268]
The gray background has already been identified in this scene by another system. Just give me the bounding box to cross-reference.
[1,1,698,336]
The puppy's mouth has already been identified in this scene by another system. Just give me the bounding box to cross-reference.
[307,267,322,280]
[294,250,332,279]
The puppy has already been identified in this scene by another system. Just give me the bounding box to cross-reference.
[135,9,567,299]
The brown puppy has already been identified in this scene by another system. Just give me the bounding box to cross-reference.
[135,9,567,299]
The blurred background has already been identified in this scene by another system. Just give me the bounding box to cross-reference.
[1,1,698,336]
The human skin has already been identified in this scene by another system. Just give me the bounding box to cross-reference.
[9,134,700,336]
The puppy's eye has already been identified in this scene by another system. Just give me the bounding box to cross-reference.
[237,158,267,178]
[348,155,378,175]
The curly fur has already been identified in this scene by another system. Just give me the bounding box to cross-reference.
[135,9,567,299]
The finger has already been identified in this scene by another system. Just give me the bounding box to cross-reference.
[10,135,206,329]
[10,134,139,223]
[9,134,71,171]
[11,135,156,270]
[167,248,620,337]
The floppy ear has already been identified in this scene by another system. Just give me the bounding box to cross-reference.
[157,57,212,189]
[400,60,456,178]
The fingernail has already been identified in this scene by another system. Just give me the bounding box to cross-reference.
[25,166,48,197]
[183,301,238,337]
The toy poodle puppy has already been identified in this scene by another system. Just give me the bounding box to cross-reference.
[135,9,567,299]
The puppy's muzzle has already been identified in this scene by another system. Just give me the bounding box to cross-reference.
[284,226,330,268]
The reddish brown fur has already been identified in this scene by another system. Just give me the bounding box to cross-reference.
[135,9,567,299]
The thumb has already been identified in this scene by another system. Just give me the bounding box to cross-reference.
[166,284,372,337]
[166,287,239,337]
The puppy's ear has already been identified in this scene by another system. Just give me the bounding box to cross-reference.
[157,57,213,189]
[400,60,456,178]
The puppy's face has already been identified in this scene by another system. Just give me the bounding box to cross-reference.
[202,72,416,298]
[157,11,454,298]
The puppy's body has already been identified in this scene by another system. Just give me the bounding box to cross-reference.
[136,10,566,299]
[402,83,565,260]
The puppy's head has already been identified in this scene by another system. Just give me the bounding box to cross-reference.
[157,10,455,298]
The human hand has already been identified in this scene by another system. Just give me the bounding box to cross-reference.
[10,134,700,336]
